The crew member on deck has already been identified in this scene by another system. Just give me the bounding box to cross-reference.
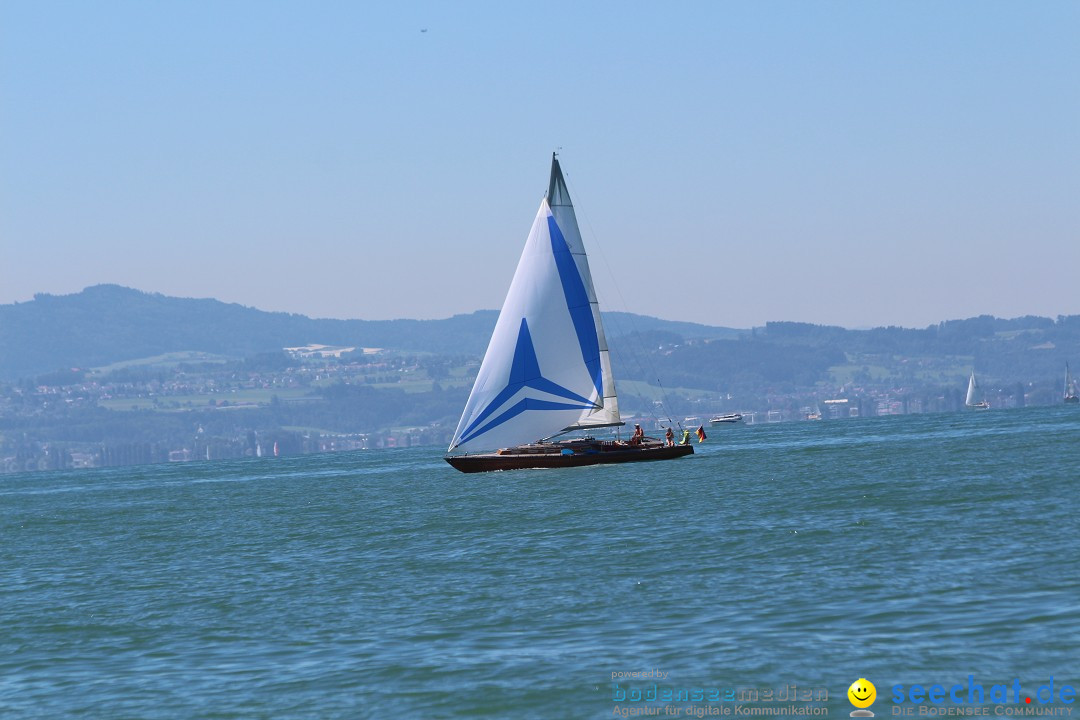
[665,427,674,446]
[680,429,691,445]
[630,424,645,445]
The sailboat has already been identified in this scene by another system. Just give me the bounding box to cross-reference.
[1065,362,1079,404]
[444,155,694,473]
[965,370,990,410]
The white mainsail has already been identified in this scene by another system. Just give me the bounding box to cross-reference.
[965,371,982,407]
[449,156,622,452]
[1066,362,1078,400]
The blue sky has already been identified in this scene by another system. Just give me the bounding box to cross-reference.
[2,1,1077,328]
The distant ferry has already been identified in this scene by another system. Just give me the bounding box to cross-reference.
[709,413,743,426]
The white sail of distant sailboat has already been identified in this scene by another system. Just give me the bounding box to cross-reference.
[965,370,989,409]
[448,156,621,453]
[1065,362,1079,404]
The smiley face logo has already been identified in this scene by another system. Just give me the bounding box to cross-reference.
[848,678,876,715]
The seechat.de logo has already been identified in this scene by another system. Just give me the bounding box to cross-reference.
[848,678,877,717]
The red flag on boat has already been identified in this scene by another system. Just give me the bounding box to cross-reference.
[696,425,707,443]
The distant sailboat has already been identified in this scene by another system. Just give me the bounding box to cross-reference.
[1065,362,1079,404]
[444,155,694,472]
[965,371,990,410]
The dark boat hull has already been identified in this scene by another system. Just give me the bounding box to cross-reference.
[445,439,694,473]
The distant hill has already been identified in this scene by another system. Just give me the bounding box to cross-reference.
[0,285,742,381]
[626,316,1080,398]
[4,285,1078,394]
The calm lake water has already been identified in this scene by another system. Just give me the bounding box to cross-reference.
[3,406,1079,718]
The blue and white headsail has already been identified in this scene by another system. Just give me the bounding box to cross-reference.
[449,156,621,453]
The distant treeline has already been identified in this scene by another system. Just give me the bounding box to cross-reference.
[611,315,1080,395]
[4,285,1079,395]
[0,285,738,381]
[2,384,469,447]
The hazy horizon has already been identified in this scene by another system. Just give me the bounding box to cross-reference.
[9,282,1080,333]
[3,2,1078,329]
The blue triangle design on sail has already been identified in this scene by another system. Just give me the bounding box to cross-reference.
[547,215,602,399]
[458,318,599,445]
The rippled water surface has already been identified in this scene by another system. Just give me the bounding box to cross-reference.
[3,406,1079,718]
